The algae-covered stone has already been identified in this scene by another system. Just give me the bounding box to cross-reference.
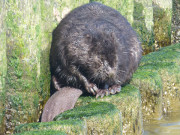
[171,0,180,44]
[14,119,86,135]
[133,0,154,54]
[159,42,180,51]
[153,0,172,48]
[39,0,54,103]
[0,1,7,134]
[140,43,180,66]
[14,130,67,135]
[75,85,143,135]
[55,102,122,135]
[139,43,180,113]
[131,43,180,119]
[53,0,89,25]
[5,0,42,133]
[3,0,92,134]
[90,0,134,24]
[130,69,163,122]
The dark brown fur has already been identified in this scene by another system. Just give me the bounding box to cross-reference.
[50,2,142,96]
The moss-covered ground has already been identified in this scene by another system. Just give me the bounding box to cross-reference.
[15,102,122,135]
[140,43,180,114]
[14,119,86,135]
[14,130,67,135]
[131,69,163,122]
[76,85,143,135]
[131,43,180,124]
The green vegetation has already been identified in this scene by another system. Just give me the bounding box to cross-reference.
[133,1,154,54]
[76,85,143,134]
[14,130,67,135]
[153,3,172,48]
[55,102,122,135]
[15,119,86,135]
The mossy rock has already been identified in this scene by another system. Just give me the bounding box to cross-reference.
[133,0,154,54]
[14,130,66,135]
[75,85,143,135]
[52,0,89,26]
[90,0,134,24]
[140,43,180,65]
[159,43,180,52]
[153,2,172,47]
[4,0,90,134]
[0,1,7,134]
[55,102,122,135]
[14,119,86,135]
[130,69,163,122]
[139,43,180,113]
[5,91,40,132]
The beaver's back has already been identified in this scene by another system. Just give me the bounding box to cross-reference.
[50,2,142,95]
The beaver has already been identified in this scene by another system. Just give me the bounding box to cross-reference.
[41,2,142,122]
[50,2,142,97]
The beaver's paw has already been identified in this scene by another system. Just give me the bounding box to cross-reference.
[96,85,121,98]
[108,85,121,94]
[87,83,98,95]
[96,89,110,98]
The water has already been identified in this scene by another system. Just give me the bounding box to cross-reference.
[143,107,180,135]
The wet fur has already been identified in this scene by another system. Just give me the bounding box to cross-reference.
[50,2,142,96]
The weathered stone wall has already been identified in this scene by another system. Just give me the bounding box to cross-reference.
[90,0,134,24]
[133,0,154,54]
[5,1,43,134]
[171,0,180,43]
[153,0,172,48]
[0,0,89,134]
[0,1,7,134]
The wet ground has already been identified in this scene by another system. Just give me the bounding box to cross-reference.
[144,105,180,135]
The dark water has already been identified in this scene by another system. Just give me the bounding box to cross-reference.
[143,106,180,135]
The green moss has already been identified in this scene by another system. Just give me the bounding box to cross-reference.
[134,2,144,20]
[55,102,117,120]
[171,0,180,43]
[4,0,43,133]
[153,3,172,47]
[139,53,180,84]
[0,1,7,133]
[133,1,154,53]
[55,102,122,135]
[14,130,67,135]
[15,119,86,135]
[90,0,134,24]
[76,85,143,134]
[139,61,180,112]
[158,43,180,51]
[130,69,163,121]
[38,0,53,101]
[132,69,162,89]
[140,44,180,66]
[52,0,89,26]
[115,84,140,98]
[138,44,180,114]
